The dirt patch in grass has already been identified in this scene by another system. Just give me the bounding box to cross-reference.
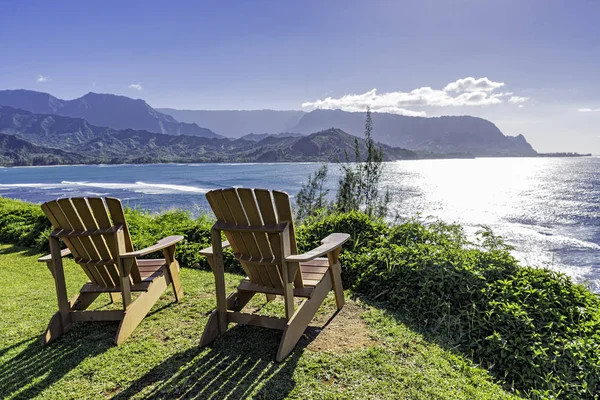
[303,301,378,353]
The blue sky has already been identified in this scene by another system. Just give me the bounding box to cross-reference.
[1,0,599,153]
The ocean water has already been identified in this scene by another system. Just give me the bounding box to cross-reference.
[1,158,599,290]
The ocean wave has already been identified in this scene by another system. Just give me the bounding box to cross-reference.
[0,183,51,188]
[61,181,210,194]
[0,181,209,195]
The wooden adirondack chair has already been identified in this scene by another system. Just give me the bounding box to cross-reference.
[38,197,184,345]
[199,188,349,362]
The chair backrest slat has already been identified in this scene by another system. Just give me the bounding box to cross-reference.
[254,188,283,262]
[41,202,97,284]
[272,190,303,288]
[57,198,115,288]
[237,188,284,288]
[71,198,120,287]
[105,197,141,283]
[41,197,141,288]
[222,188,276,287]
[44,200,106,285]
[207,188,301,289]
[206,190,260,283]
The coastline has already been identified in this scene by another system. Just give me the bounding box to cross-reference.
[0,153,595,168]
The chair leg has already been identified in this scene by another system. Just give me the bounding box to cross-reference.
[265,294,277,302]
[330,262,345,310]
[327,250,345,310]
[276,273,333,362]
[200,310,221,347]
[200,289,256,347]
[41,291,102,346]
[115,274,168,345]
[41,312,66,346]
[163,245,184,302]
[41,237,72,346]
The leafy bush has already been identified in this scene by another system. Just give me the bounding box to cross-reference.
[124,208,239,272]
[296,210,387,286]
[2,196,600,398]
[300,211,600,399]
[0,197,52,250]
[0,197,241,271]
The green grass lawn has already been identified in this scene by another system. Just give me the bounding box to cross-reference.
[0,243,517,399]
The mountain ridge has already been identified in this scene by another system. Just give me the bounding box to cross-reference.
[0,89,220,138]
[157,108,305,138]
[290,109,536,156]
[0,106,419,166]
[160,107,537,156]
[0,89,537,156]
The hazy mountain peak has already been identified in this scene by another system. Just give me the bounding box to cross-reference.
[0,89,218,138]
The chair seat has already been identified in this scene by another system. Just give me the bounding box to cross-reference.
[237,258,331,298]
[80,259,167,293]
[137,259,168,281]
[299,258,329,287]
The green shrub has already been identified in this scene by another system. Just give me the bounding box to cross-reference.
[296,210,388,285]
[0,197,242,272]
[2,197,600,398]
[0,197,52,250]
[123,208,240,272]
[299,211,600,399]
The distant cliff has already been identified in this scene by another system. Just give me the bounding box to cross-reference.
[160,107,537,156]
[290,110,537,156]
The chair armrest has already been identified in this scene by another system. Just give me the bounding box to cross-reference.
[38,248,72,263]
[285,233,350,263]
[199,241,231,256]
[120,235,184,258]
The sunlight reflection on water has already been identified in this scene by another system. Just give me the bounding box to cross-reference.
[1,157,599,290]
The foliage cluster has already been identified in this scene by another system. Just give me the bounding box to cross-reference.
[0,197,240,272]
[0,197,52,250]
[123,208,238,272]
[334,107,390,218]
[2,194,600,398]
[298,212,600,399]
[296,107,391,222]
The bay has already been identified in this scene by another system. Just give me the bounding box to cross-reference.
[1,157,599,290]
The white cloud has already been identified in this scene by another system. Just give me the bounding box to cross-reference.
[518,105,525,108]
[508,96,529,104]
[443,77,504,92]
[128,83,143,91]
[36,75,50,83]
[578,108,600,112]
[302,77,522,116]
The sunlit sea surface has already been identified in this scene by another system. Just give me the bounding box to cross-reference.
[1,158,599,290]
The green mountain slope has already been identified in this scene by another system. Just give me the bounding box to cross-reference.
[0,106,418,165]
[0,133,90,166]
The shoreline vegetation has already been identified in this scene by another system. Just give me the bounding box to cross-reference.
[1,110,599,398]
[0,152,594,168]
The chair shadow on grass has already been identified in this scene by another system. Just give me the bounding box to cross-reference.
[114,324,312,400]
[0,324,115,399]
[0,244,41,257]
